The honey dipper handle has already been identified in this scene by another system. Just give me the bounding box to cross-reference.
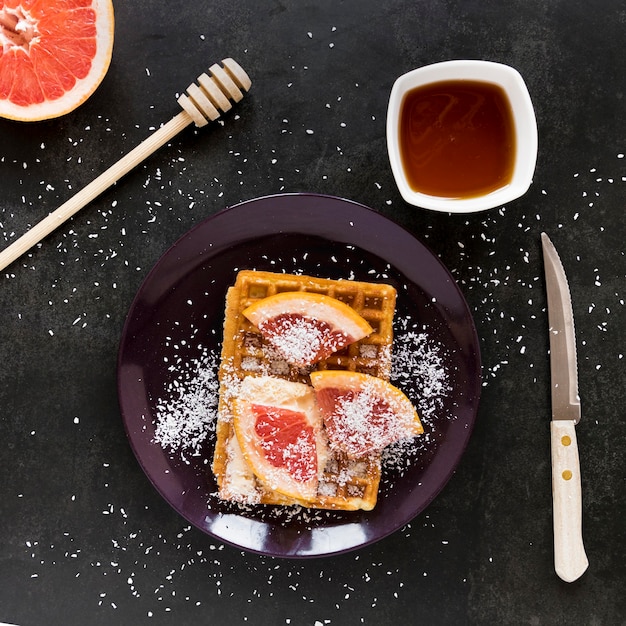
[0,111,192,273]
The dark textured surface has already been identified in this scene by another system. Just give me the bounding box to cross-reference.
[1,1,625,624]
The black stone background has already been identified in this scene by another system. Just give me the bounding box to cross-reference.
[1,1,625,624]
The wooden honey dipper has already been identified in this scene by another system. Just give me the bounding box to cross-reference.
[0,58,251,273]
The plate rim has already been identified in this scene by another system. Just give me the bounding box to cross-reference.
[117,192,482,558]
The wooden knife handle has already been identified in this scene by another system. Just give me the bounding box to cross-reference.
[550,420,589,582]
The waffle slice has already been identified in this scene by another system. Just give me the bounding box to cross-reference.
[212,270,397,510]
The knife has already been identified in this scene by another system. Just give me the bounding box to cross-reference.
[541,232,588,582]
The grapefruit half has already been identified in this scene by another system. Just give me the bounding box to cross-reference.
[232,376,327,501]
[0,0,115,121]
[243,291,373,368]
[310,370,423,457]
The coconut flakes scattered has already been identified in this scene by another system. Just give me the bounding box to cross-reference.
[153,348,219,459]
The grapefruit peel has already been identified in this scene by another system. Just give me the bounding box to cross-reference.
[232,376,327,502]
[310,370,423,458]
[242,291,373,368]
[0,0,115,121]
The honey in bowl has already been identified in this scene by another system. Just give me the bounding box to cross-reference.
[398,79,516,199]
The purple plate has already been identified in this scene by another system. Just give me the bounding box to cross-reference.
[117,193,481,558]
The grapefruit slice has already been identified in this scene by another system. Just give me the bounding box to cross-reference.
[232,376,327,501]
[242,291,373,368]
[310,370,423,457]
[0,0,115,121]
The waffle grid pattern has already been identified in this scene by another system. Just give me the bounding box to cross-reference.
[212,270,397,511]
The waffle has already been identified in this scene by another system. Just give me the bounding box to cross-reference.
[212,270,397,511]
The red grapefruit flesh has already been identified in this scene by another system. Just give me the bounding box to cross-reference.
[310,370,423,458]
[0,0,114,121]
[251,404,317,482]
[243,291,373,368]
[232,376,326,501]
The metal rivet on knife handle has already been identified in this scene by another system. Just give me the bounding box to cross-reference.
[550,420,588,582]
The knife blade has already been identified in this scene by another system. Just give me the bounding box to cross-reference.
[541,232,588,582]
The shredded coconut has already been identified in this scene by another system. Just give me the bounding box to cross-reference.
[153,348,219,461]
[391,325,451,423]
[321,383,410,457]
[152,312,452,516]
[260,314,347,366]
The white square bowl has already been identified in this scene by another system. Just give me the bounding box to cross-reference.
[386,60,538,213]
